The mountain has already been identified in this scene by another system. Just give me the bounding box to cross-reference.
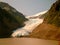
[44,0,60,26]
[26,10,48,19]
[11,11,46,37]
[29,0,60,40]
[0,2,28,38]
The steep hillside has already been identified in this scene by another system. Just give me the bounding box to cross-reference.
[44,0,60,26]
[0,2,28,38]
[29,0,60,40]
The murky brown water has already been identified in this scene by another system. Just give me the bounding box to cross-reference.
[0,38,59,45]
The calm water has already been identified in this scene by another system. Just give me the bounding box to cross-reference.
[0,38,58,45]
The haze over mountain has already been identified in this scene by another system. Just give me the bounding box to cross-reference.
[2,0,56,16]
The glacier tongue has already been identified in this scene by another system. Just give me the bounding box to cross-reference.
[11,18,43,37]
[11,10,48,37]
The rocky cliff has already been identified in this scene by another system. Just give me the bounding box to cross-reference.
[0,2,28,38]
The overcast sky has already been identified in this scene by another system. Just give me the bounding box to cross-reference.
[3,0,56,16]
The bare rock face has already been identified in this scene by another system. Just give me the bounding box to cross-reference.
[0,2,28,38]
[29,0,60,40]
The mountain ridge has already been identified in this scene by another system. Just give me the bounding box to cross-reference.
[29,0,60,40]
[0,2,28,38]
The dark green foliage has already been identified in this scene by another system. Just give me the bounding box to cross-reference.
[44,0,60,27]
[0,2,28,38]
